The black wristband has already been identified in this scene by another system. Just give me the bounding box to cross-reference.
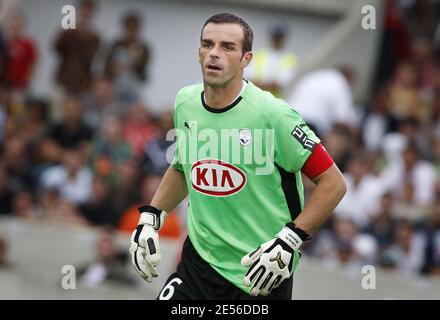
[285,222,312,242]
[138,205,162,217]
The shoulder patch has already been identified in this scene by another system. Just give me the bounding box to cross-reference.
[291,126,316,151]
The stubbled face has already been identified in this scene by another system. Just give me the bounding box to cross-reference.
[199,23,252,88]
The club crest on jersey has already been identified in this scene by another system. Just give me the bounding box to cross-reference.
[190,159,246,197]
[239,129,252,147]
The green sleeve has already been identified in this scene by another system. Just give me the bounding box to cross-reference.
[273,108,321,173]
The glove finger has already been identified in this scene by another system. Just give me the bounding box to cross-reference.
[147,261,159,278]
[241,239,275,267]
[241,246,262,267]
[268,274,284,292]
[249,265,267,297]
[133,247,153,282]
[259,272,275,296]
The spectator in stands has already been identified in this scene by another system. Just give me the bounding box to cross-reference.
[362,87,392,152]
[388,61,426,122]
[4,9,37,94]
[382,117,431,164]
[1,136,32,191]
[83,77,122,129]
[142,110,174,175]
[110,159,141,220]
[39,147,92,206]
[334,152,385,229]
[47,97,93,151]
[88,115,132,181]
[21,99,49,147]
[321,124,353,173]
[380,219,425,275]
[287,66,357,136]
[122,102,158,158]
[78,227,136,287]
[79,175,117,226]
[409,37,437,92]
[0,164,12,215]
[0,237,11,268]
[392,181,430,224]
[365,192,397,251]
[245,24,298,97]
[52,0,100,120]
[11,188,37,218]
[37,187,89,226]
[311,218,378,268]
[381,143,437,207]
[0,21,8,87]
[422,203,440,275]
[104,12,150,103]
[118,174,181,239]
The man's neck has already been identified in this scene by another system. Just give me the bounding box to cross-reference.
[204,77,244,109]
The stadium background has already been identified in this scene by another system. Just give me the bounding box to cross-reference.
[0,0,440,299]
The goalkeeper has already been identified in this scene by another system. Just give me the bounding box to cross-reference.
[129,13,346,300]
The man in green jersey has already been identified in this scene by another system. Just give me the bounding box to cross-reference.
[129,13,347,299]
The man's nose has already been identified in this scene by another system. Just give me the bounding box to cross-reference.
[209,46,220,59]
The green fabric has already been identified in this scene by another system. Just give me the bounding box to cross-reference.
[172,81,320,293]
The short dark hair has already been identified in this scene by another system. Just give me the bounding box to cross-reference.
[201,13,253,54]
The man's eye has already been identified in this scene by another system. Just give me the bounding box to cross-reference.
[203,43,212,48]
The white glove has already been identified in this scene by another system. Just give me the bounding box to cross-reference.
[241,222,310,296]
[129,205,167,282]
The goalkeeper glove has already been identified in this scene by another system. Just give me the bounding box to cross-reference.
[129,205,167,282]
[241,222,311,296]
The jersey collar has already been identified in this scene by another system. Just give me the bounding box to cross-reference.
[201,80,248,114]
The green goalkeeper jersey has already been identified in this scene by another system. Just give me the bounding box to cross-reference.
[171,81,320,293]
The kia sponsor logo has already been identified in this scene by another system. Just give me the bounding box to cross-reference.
[191,159,246,196]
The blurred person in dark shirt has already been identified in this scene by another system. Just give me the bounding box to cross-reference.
[0,237,12,269]
[142,110,174,176]
[48,97,93,150]
[83,76,122,129]
[104,11,150,103]
[365,192,397,251]
[0,164,12,215]
[53,0,100,95]
[4,9,37,93]
[77,227,136,287]
[110,158,141,219]
[422,203,440,276]
[380,219,425,274]
[79,175,117,226]
[1,135,32,191]
[88,115,132,181]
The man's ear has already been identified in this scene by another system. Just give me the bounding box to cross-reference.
[241,51,253,68]
[198,47,202,64]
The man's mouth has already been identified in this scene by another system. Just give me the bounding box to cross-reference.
[206,64,222,71]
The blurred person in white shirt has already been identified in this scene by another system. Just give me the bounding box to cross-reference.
[287,66,357,136]
[334,152,386,229]
[381,143,437,207]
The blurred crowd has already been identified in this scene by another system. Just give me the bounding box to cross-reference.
[298,0,440,278]
[0,0,182,255]
[0,0,440,284]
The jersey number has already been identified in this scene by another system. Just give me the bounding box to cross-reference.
[158,277,183,300]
